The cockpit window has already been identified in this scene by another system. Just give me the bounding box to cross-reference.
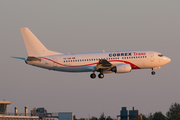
[158,54,164,57]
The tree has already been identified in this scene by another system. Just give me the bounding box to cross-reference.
[140,114,149,120]
[73,115,77,120]
[79,118,86,120]
[106,116,113,120]
[99,112,106,120]
[90,116,98,120]
[166,102,180,120]
[152,112,165,120]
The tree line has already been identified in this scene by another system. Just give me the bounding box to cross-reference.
[75,102,180,120]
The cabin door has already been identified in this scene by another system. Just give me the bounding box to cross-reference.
[150,53,154,62]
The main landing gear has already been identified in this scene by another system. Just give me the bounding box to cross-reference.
[90,72,96,79]
[90,72,104,79]
[98,73,104,79]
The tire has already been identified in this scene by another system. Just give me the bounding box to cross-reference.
[90,73,96,79]
[151,71,155,75]
[98,74,104,79]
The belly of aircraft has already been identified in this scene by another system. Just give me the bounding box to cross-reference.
[51,65,96,72]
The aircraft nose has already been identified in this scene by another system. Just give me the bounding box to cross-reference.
[164,56,171,64]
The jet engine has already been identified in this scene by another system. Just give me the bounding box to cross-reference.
[111,64,132,73]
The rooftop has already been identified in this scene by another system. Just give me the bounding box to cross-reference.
[0,101,11,105]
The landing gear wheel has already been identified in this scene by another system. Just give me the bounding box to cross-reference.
[90,73,96,79]
[98,73,104,79]
[151,71,155,75]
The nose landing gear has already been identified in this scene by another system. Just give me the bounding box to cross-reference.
[151,71,155,75]
[151,68,156,75]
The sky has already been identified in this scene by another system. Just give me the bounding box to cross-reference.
[0,0,180,118]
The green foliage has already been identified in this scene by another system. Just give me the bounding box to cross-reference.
[79,118,86,120]
[91,116,98,120]
[140,114,149,120]
[99,112,106,120]
[73,115,77,120]
[166,103,180,120]
[106,116,113,120]
[90,114,113,120]
[152,112,165,120]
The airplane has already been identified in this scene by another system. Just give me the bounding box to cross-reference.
[12,28,171,79]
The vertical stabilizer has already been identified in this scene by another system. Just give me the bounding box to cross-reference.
[20,28,62,57]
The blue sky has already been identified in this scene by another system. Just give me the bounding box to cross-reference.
[0,0,180,118]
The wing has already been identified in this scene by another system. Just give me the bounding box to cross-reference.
[95,59,114,72]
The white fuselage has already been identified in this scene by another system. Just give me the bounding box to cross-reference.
[13,28,171,78]
[26,50,171,73]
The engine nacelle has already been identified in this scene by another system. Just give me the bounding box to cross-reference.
[112,64,132,73]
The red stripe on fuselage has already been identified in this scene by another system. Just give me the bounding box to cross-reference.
[41,57,98,67]
[40,57,140,69]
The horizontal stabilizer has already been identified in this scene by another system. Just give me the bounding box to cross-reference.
[11,56,26,61]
